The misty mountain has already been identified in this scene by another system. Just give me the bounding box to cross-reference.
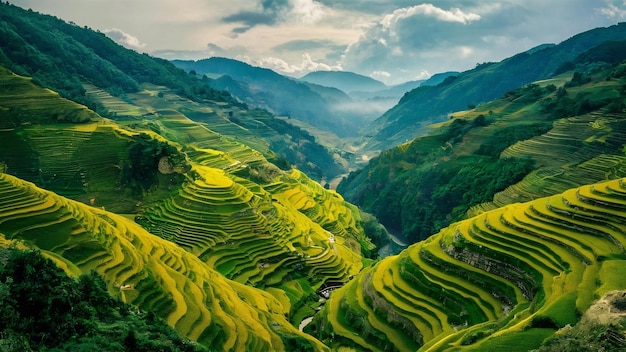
[363,22,626,151]
[0,3,346,180]
[172,57,365,137]
[299,70,387,94]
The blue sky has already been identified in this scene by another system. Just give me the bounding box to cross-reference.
[10,0,626,84]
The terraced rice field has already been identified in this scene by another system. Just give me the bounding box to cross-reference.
[470,111,626,216]
[139,163,367,291]
[317,178,626,351]
[0,173,327,351]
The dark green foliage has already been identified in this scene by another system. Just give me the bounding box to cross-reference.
[565,71,592,88]
[530,316,559,329]
[341,153,534,243]
[477,123,552,157]
[575,40,626,65]
[359,212,390,257]
[542,87,611,118]
[0,247,207,352]
[279,334,316,352]
[120,133,184,194]
[0,2,237,112]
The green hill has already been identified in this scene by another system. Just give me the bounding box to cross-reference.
[0,2,344,180]
[0,172,326,351]
[0,61,374,347]
[362,23,626,152]
[315,177,626,351]
[339,60,626,244]
[172,58,363,138]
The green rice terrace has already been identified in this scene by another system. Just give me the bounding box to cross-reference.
[314,177,626,351]
[338,61,626,244]
[0,65,373,338]
[0,172,326,351]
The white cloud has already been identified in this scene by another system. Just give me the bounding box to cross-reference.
[597,2,626,19]
[371,70,391,80]
[289,0,328,24]
[415,70,431,80]
[380,4,480,28]
[244,53,342,75]
[103,28,146,51]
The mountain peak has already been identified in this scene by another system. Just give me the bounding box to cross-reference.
[299,70,387,93]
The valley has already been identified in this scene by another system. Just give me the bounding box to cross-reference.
[1,2,626,351]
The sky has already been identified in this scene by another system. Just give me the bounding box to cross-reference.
[9,0,626,85]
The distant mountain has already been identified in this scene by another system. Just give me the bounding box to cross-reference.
[0,3,345,179]
[420,71,459,86]
[299,70,387,93]
[172,57,364,137]
[0,36,374,350]
[339,58,626,243]
[363,22,626,151]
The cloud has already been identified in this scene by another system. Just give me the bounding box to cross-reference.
[338,2,553,84]
[243,53,342,75]
[222,0,327,33]
[598,1,626,19]
[371,70,391,80]
[273,39,340,52]
[380,3,480,28]
[152,43,248,60]
[103,28,146,51]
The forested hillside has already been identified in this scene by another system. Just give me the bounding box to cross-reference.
[0,2,344,180]
[340,57,626,243]
[362,22,626,152]
[173,58,363,137]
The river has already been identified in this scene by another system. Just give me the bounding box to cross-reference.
[377,229,408,257]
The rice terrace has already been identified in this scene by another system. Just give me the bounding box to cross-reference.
[1,1,626,351]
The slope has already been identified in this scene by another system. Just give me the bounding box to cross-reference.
[363,22,626,152]
[0,172,326,351]
[172,57,363,137]
[339,59,626,244]
[0,2,344,180]
[0,64,373,327]
[315,177,626,351]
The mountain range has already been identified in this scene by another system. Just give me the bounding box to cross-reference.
[1,2,626,351]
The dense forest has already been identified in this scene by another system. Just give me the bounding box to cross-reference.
[0,247,207,351]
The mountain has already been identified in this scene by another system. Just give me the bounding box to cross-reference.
[362,22,626,152]
[0,60,375,350]
[339,58,626,243]
[0,4,383,349]
[315,177,626,351]
[172,57,364,137]
[420,71,460,87]
[3,3,626,351]
[0,3,344,180]
[0,172,327,351]
[299,70,387,94]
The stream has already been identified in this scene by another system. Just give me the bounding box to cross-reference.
[378,229,408,257]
